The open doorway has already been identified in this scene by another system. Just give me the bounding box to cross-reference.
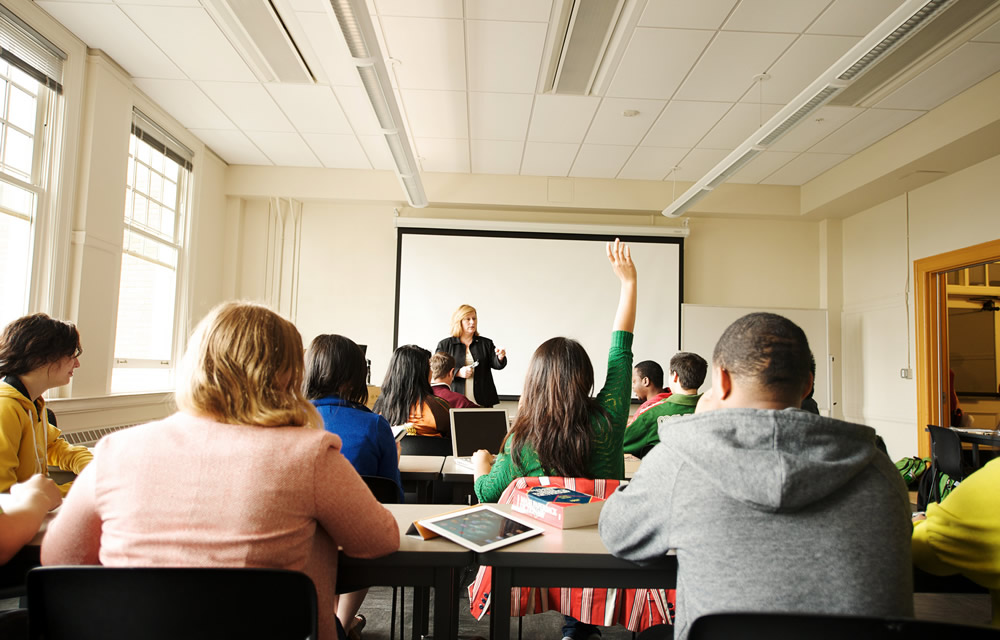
[947,260,1000,429]
[915,240,1000,457]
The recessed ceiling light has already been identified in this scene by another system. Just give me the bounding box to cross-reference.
[622,109,639,117]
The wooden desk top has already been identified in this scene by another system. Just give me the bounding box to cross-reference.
[398,455,445,476]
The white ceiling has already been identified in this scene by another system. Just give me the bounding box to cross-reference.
[34,0,1000,187]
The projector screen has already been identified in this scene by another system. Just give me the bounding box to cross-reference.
[395,229,683,399]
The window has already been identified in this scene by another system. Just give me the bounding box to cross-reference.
[0,6,64,328]
[111,110,193,393]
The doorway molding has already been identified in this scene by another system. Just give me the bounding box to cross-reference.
[915,238,1000,456]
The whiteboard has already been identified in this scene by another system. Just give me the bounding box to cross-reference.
[681,304,830,411]
[396,230,683,398]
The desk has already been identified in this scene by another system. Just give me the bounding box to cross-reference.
[952,428,1000,468]
[624,456,640,479]
[479,504,676,640]
[336,504,472,640]
[398,455,445,502]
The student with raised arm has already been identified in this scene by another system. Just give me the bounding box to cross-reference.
[471,239,636,640]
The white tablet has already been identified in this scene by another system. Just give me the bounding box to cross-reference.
[418,505,544,552]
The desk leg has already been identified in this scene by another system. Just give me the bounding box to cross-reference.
[489,567,512,640]
[971,443,981,468]
[432,567,458,640]
[412,586,428,640]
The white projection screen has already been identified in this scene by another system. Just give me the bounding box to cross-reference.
[395,229,683,398]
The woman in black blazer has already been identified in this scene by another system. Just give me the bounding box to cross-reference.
[435,305,506,407]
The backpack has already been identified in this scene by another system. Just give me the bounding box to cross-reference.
[894,456,930,489]
[916,467,961,510]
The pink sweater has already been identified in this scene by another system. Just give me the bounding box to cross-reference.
[41,412,400,639]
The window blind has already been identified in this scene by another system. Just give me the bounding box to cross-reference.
[0,4,64,93]
[131,109,194,172]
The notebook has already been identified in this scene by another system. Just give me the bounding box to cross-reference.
[450,408,510,470]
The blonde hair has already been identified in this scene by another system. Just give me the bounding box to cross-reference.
[176,301,321,429]
[449,304,478,338]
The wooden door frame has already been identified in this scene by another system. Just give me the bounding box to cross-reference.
[915,238,1000,456]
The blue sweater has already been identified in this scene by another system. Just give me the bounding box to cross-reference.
[312,395,403,501]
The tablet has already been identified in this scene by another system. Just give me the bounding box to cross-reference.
[418,505,544,552]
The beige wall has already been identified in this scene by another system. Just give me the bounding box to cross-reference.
[840,153,1000,459]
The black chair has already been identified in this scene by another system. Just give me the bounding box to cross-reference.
[687,612,1000,639]
[399,434,452,456]
[360,476,403,640]
[927,424,969,503]
[27,566,317,640]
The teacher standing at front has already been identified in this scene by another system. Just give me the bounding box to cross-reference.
[435,305,506,408]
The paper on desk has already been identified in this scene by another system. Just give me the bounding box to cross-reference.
[405,505,479,540]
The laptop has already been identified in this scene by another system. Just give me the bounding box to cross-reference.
[450,408,511,470]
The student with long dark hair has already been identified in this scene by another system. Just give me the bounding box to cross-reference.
[0,313,93,494]
[372,345,450,437]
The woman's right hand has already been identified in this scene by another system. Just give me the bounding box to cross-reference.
[608,238,637,333]
[607,238,636,284]
[458,365,474,378]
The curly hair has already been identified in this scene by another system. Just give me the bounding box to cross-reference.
[0,313,81,378]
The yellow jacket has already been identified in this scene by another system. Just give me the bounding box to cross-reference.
[0,379,93,495]
[913,457,1000,625]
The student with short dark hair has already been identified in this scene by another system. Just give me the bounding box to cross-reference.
[600,312,913,640]
[623,352,706,456]
[429,351,479,408]
[0,313,93,494]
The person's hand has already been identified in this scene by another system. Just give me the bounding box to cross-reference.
[912,512,926,523]
[606,238,636,285]
[458,365,474,378]
[495,347,506,360]
[10,474,62,511]
[472,449,495,466]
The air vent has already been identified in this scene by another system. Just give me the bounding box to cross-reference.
[62,423,139,447]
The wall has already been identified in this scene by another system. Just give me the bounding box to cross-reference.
[841,153,1000,458]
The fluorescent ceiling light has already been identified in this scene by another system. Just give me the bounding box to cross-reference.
[328,0,428,208]
[202,0,314,84]
[662,0,957,218]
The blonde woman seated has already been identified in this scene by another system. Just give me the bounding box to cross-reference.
[42,302,400,640]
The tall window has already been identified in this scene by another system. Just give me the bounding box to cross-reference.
[111,110,192,393]
[0,6,64,328]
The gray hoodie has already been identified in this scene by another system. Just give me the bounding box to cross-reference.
[599,408,913,639]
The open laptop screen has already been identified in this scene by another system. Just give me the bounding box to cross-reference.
[450,408,510,457]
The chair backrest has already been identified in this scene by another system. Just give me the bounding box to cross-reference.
[28,566,318,640]
[688,612,1000,639]
[927,424,965,480]
[399,434,452,456]
[362,474,401,504]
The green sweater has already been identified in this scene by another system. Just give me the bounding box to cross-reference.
[474,331,633,503]
[622,392,701,455]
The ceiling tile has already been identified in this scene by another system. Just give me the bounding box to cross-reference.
[133,79,234,130]
[400,90,468,138]
[746,34,860,104]
[521,142,579,177]
[36,2,184,79]
[527,94,600,143]
[697,102,782,149]
[265,84,353,134]
[297,13,362,87]
[198,82,295,132]
[468,93,532,140]
[618,147,688,181]
[358,135,396,170]
[642,101,731,147]
[808,0,905,37]
[287,0,326,10]
[189,129,269,165]
[761,152,849,185]
[245,132,321,167]
[674,148,729,182]
[606,28,714,100]
[639,0,738,29]
[470,139,523,174]
[302,133,372,169]
[809,108,923,154]
[333,86,383,135]
[569,144,634,179]
[415,138,470,173]
[374,0,462,18]
[728,150,799,183]
[381,17,466,90]
[674,31,797,102]
[113,0,201,5]
[723,0,829,33]
[585,98,665,145]
[768,105,864,152]
[119,6,255,82]
[466,20,547,93]
[464,0,552,22]
[874,42,1000,111]
[973,21,1000,43]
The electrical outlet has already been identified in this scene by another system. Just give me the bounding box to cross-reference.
[900,368,912,379]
